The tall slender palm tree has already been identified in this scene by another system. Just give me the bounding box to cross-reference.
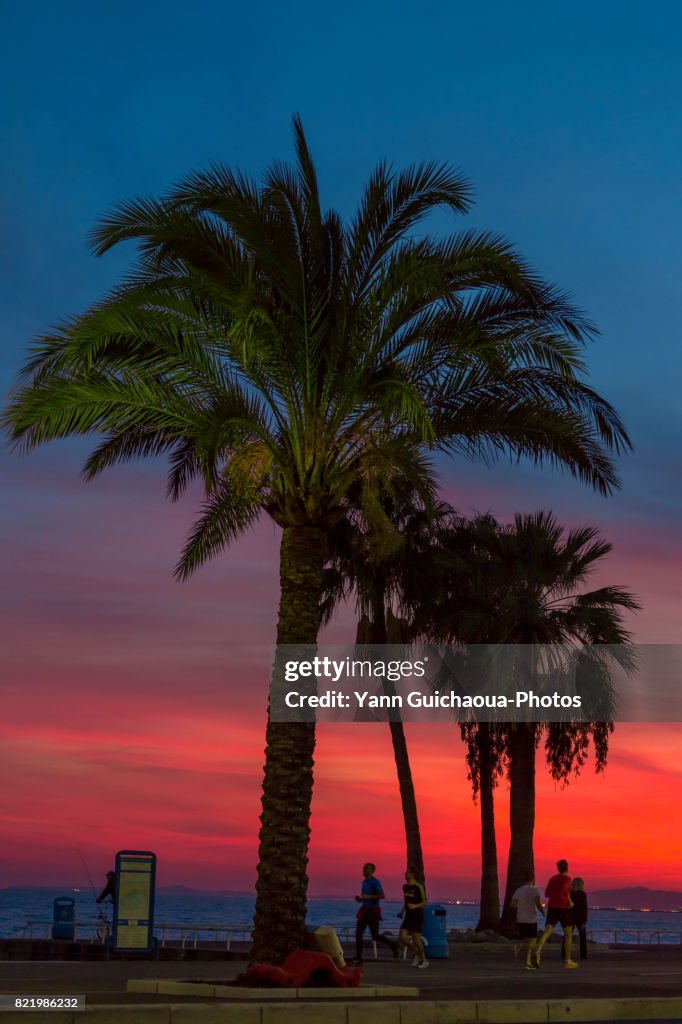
[3,117,631,961]
[323,488,455,885]
[408,513,507,931]
[458,720,506,931]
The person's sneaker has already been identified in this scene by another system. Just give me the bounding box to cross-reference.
[564,960,579,969]
[411,955,421,966]
[525,961,536,970]
[416,959,429,968]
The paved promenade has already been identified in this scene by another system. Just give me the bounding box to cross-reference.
[0,946,681,1022]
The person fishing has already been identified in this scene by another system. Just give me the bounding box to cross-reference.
[96,870,116,905]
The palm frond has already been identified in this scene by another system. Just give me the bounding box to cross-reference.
[346,161,473,302]
[175,474,262,580]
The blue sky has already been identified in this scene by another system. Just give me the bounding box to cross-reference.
[1,0,680,635]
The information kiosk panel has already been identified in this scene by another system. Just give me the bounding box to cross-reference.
[112,850,156,952]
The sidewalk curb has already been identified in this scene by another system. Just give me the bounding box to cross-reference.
[126,979,420,999]
[2,997,682,1023]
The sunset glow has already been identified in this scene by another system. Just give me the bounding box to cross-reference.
[2,477,680,895]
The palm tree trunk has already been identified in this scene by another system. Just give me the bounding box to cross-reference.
[500,722,537,933]
[476,722,500,931]
[389,721,426,884]
[251,525,328,963]
[366,597,426,885]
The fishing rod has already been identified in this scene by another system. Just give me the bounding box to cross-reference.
[76,848,98,899]
[76,848,108,924]
[75,848,115,946]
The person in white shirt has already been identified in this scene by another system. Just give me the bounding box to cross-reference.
[511,875,545,970]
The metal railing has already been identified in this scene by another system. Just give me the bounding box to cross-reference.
[23,920,682,952]
[19,920,390,957]
[19,920,254,948]
[587,928,682,946]
[160,922,253,950]
[21,920,110,942]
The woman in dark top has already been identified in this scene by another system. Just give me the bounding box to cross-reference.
[570,878,589,959]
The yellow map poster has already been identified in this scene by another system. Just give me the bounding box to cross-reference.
[114,852,155,950]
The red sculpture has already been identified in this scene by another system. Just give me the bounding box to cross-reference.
[245,950,363,988]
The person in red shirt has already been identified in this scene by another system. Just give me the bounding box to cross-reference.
[534,859,578,968]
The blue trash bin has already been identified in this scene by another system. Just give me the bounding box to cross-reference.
[51,897,75,940]
[421,904,448,958]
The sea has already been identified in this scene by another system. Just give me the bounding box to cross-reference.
[2,889,682,947]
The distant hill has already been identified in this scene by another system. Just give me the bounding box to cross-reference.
[590,887,682,911]
[4,883,682,911]
[0,885,252,896]
[158,886,249,896]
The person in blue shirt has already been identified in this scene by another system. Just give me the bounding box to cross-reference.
[350,863,399,965]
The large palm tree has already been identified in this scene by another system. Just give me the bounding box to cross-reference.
[3,118,631,961]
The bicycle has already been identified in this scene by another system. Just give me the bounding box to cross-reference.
[95,901,112,943]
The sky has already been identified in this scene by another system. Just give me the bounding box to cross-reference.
[1,1,681,898]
